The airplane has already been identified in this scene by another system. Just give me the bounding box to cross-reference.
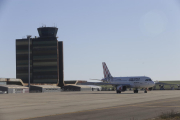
[78,62,155,94]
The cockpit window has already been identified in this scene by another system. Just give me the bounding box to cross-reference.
[145,79,152,81]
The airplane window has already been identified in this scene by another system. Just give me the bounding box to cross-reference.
[145,79,151,81]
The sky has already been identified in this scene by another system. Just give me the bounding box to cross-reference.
[0,0,180,81]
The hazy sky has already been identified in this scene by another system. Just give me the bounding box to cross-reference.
[0,0,180,81]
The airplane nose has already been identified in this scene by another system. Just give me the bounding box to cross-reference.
[152,81,155,86]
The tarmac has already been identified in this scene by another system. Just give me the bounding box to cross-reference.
[0,90,180,120]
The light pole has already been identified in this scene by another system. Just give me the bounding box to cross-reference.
[27,35,31,92]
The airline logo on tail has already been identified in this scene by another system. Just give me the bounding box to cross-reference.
[102,62,112,78]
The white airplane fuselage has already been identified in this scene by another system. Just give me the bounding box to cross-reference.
[102,76,155,88]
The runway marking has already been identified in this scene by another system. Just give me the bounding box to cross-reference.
[18,98,180,120]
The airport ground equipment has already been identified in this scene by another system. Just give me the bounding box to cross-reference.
[177,85,180,90]
[154,82,180,90]
[101,87,115,91]
[153,85,156,90]
[170,85,175,90]
[159,84,165,90]
[61,85,81,91]
[30,85,60,93]
[0,85,29,94]
[61,85,98,91]
[154,81,180,90]
[88,85,101,91]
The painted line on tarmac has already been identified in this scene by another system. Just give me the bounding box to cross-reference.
[18,98,180,120]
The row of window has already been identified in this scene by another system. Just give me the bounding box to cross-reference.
[33,55,57,60]
[16,67,56,71]
[16,73,32,75]
[16,55,32,60]
[17,59,56,64]
[32,66,57,69]
[33,69,57,72]
[16,41,32,45]
[17,50,56,54]
[129,78,140,81]
[33,71,57,75]
[33,62,57,66]
[33,75,57,79]
[38,28,57,37]
[17,61,57,66]
[33,47,57,51]
[33,51,57,55]
[16,45,32,50]
[33,79,57,83]
[44,89,59,91]
[16,65,32,67]
[16,51,32,54]
[17,61,32,65]
[129,78,152,81]
[33,44,57,47]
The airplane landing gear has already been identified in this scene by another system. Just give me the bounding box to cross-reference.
[134,89,138,93]
[116,90,121,94]
[144,88,147,93]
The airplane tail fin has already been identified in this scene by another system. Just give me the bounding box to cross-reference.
[102,62,112,78]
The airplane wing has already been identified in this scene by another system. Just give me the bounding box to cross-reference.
[77,82,131,87]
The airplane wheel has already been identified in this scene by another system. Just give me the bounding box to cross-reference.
[144,91,147,93]
[116,90,121,94]
[134,90,138,93]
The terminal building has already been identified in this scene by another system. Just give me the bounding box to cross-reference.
[16,27,64,87]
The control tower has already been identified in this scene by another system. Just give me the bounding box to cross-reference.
[37,27,58,37]
[16,27,64,86]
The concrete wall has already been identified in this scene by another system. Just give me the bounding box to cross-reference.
[8,88,29,93]
[0,86,29,94]
[42,88,60,92]
[30,85,60,93]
